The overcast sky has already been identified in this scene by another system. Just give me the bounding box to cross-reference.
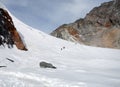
[2,0,111,33]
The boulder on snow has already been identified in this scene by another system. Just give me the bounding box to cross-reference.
[40,61,56,69]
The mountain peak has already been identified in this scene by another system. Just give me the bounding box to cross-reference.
[51,0,120,49]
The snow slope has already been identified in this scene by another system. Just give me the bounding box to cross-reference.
[0,8,120,87]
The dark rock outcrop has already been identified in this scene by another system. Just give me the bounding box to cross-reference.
[40,61,56,69]
[51,0,120,49]
[0,8,27,50]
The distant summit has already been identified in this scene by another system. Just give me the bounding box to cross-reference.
[51,0,120,49]
[0,8,27,50]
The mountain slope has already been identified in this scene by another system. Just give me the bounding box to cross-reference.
[51,0,120,49]
[0,3,120,87]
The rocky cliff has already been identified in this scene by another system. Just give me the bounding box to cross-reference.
[0,8,27,50]
[51,0,120,49]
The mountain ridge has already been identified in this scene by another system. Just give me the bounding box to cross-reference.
[51,0,120,49]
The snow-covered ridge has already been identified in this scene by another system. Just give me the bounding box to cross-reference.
[0,2,120,87]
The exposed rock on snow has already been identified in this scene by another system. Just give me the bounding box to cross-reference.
[0,66,6,68]
[6,58,14,62]
[0,8,27,51]
[51,0,120,49]
[40,61,56,69]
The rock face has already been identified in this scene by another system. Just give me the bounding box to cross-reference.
[0,8,27,50]
[51,0,120,49]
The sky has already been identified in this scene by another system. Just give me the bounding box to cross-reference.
[2,0,111,33]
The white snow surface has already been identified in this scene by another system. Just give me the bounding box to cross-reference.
[0,9,120,87]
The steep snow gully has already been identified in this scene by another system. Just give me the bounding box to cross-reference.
[0,3,120,87]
